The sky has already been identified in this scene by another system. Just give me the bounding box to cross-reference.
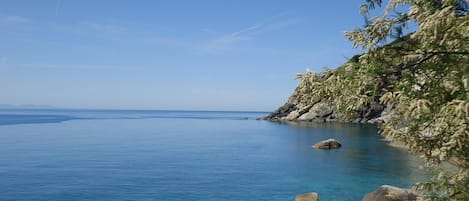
[0,0,371,111]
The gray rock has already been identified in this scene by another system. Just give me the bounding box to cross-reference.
[295,192,318,201]
[283,110,301,120]
[352,118,362,123]
[362,185,419,201]
[298,102,333,121]
[369,104,395,124]
[360,118,369,123]
[260,103,297,120]
[313,139,342,149]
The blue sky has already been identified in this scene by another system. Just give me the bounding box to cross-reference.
[0,0,369,111]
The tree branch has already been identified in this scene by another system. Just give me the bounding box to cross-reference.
[427,51,469,55]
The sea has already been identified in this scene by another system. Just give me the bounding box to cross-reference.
[0,109,425,201]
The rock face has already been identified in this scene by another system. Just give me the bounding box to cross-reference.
[298,102,333,121]
[261,103,298,120]
[313,139,342,149]
[259,74,390,124]
[260,97,388,124]
[295,192,318,201]
[362,185,419,201]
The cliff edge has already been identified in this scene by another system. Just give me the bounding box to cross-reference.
[261,56,394,124]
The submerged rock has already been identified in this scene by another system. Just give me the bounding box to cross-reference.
[361,185,419,201]
[295,192,318,201]
[313,139,342,149]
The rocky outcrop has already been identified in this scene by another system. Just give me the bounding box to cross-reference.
[259,61,392,124]
[260,87,389,124]
[262,103,298,120]
[298,102,333,121]
[313,139,342,149]
[261,94,388,123]
[295,192,318,201]
[361,185,419,201]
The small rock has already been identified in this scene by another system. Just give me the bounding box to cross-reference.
[313,139,342,149]
[361,185,419,201]
[295,192,318,201]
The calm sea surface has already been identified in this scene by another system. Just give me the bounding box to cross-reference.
[0,109,425,201]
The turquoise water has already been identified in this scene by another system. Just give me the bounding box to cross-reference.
[0,109,424,201]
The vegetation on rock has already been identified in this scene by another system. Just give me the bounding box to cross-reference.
[292,0,468,200]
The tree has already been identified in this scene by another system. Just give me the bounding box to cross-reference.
[344,0,469,200]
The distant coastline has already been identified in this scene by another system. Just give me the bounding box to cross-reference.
[0,109,269,126]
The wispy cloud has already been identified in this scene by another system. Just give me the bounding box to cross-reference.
[4,15,29,23]
[144,35,188,48]
[196,12,300,53]
[80,21,125,34]
[200,28,219,35]
[197,25,260,52]
[55,0,62,17]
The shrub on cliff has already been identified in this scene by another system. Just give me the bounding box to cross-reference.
[298,0,468,200]
[349,1,468,200]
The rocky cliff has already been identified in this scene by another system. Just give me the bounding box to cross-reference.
[261,90,390,124]
[261,91,392,124]
[261,57,394,124]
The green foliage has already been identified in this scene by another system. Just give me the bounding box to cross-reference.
[349,1,469,200]
[294,61,376,120]
[297,0,468,200]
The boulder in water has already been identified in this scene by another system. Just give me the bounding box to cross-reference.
[313,139,342,149]
[295,192,318,201]
[361,185,419,201]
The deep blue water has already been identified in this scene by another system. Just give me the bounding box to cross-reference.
[0,109,425,201]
